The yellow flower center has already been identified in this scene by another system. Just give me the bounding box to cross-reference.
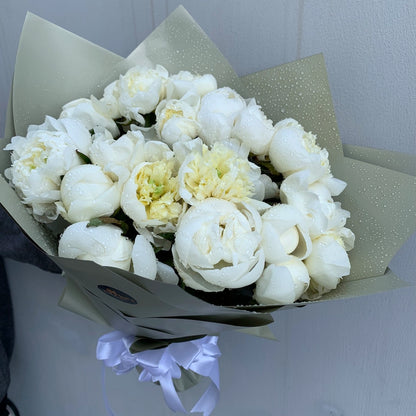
[160,108,184,131]
[127,73,153,96]
[20,143,49,171]
[302,131,320,154]
[135,159,182,222]
[184,143,253,202]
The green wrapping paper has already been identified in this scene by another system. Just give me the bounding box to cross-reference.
[1,6,415,337]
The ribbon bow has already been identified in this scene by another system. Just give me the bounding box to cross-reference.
[97,331,221,415]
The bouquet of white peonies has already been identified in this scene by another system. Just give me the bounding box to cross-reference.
[5,64,354,306]
[1,7,415,415]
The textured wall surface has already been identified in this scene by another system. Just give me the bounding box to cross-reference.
[1,1,415,415]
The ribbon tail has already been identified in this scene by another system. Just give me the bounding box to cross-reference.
[191,381,220,416]
[159,375,187,414]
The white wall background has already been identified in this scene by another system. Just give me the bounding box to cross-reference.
[1,1,415,415]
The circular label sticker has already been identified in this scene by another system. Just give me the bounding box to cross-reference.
[97,285,137,304]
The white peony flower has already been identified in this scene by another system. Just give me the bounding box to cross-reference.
[281,170,352,238]
[261,204,312,264]
[197,87,246,146]
[58,221,133,270]
[4,117,91,222]
[269,118,329,181]
[117,65,169,121]
[60,98,119,137]
[57,164,122,223]
[172,198,265,292]
[231,99,274,156]
[254,256,310,305]
[166,71,217,100]
[303,234,351,299]
[155,92,200,146]
[177,141,255,205]
[121,159,183,229]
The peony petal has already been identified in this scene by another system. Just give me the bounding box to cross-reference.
[132,235,157,280]
[304,235,351,290]
[156,262,179,285]
[254,257,309,305]
[172,245,224,292]
[261,225,290,264]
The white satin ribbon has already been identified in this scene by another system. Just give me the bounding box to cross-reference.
[96,331,221,415]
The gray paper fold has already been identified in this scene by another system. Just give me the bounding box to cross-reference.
[126,6,242,91]
[343,144,416,176]
[12,12,123,136]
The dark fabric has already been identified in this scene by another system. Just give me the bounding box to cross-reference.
[0,258,13,402]
[0,395,8,416]
[0,205,60,273]
[0,204,60,403]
